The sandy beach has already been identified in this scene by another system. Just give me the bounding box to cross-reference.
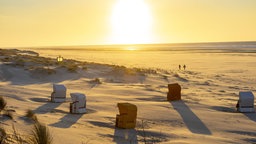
[0,48,255,144]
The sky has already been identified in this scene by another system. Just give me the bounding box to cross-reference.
[0,0,256,47]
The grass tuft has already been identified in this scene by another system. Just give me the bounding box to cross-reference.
[11,124,26,144]
[0,126,7,144]
[30,122,53,144]
[0,96,7,112]
[26,109,38,122]
[66,64,78,72]
[90,78,102,84]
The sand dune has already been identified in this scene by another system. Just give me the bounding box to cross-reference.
[0,48,255,144]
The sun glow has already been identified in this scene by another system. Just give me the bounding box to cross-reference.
[126,47,136,51]
[110,0,153,44]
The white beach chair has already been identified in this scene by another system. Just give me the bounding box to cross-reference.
[237,91,255,113]
[70,93,86,114]
[51,84,67,103]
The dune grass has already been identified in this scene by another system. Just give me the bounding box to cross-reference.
[0,96,7,112]
[0,125,28,144]
[32,67,56,75]
[10,124,26,144]
[90,78,102,84]
[29,122,53,144]
[0,126,7,144]
[65,64,79,72]
[0,106,52,144]
[25,109,38,122]
[136,120,166,144]
[0,122,53,144]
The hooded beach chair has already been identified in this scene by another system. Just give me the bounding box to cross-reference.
[167,83,181,101]
[116,103,137,129]
[51,84,66,102]
[237,91,255,113]
[70,93,86,114]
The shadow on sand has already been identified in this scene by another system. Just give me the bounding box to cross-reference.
[33,99,82,128]
[210,106,237,113]
[49,109,97,128]
[170,100,212,135]
[112,128,171,144]
[1,64,81,86]
[50,113,84,128]
[244,112,256,122]
[88,120,114,129]
[34,101,62,114]
[86,121,138,144]
[227,130,256,143]
[211,106,256,122]
[113,128,138,144]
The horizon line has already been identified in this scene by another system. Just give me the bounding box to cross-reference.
[1,40,256,49]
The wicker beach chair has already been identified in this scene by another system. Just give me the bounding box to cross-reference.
[237,91,255,113]
[51,84,66,103]
[167,83,181,101]
[116,103,137,129]
[70,93,86,114]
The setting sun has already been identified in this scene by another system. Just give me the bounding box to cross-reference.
[110,0,153,44]
[0,0,256,47]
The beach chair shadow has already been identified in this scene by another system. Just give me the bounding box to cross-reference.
[87,120,114,129]
[226,130,256,143]
[170,101,212,135]
[211,106,256,122]
[34,101,62,114]
[113,128,138,144]
[50,113,83,128]
[244,112,256,122]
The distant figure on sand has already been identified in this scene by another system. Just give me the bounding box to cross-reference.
[179,65,181,70]
[183,64,186,70]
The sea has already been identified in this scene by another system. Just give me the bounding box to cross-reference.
[23,41,256,73]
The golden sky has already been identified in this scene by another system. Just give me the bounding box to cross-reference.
[0,0,256,47]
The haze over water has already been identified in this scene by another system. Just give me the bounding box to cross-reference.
[26,42,256,76]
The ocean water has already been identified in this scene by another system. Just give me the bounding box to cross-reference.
[26,42,256,74]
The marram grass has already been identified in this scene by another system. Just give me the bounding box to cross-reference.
[29,122,53,144]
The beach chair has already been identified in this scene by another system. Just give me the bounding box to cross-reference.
[116,103,137,129]
[51,84,66,102]
[167,83,181,101]
[70,93,86,114]
[237,91,255,113]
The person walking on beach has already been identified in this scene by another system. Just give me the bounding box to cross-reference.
[179,65,181,70]
[183,64,186,70]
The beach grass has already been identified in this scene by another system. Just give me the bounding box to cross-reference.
[25,109,38,122]
[29,122,53,144]
[0,96,7,112]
